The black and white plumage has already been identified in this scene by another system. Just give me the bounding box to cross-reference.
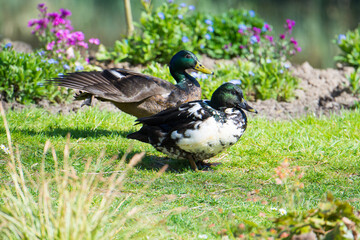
[127,83,258,170]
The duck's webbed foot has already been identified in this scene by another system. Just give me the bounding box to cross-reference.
[188,157,222,171]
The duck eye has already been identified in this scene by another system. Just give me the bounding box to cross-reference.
[185,54,191,59]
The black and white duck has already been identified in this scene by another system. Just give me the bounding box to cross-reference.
[50,50,213,118]
[127,82,257,170]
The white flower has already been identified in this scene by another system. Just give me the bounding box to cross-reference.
[198,234,208,239]
[1,144,10,154]
[279,208,287,215]
[270,207,278,211]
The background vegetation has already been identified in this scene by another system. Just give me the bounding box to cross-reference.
[1,0,360,68]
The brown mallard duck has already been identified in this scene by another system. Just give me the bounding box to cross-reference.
[51,50,213,118]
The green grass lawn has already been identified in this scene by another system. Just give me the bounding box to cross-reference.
[1,106,359,239]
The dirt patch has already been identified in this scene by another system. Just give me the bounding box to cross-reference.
[2,60,359,120]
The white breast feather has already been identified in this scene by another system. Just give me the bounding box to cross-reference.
[175,115,244,155]
[109,70,126,79]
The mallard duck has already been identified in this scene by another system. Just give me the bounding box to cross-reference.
[127,83,258,170]
[51,50,213,118]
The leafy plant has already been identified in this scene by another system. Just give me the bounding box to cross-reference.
[0,43,74,104]
[335,27,360,94]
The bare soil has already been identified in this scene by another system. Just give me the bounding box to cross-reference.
[2,57,359,120]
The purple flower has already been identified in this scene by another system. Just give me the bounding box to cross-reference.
[27,19,37,27]
[205,34,211,40]
[158,12,165,20]
[205,19,213,25]
[48,58,58,64]
[248,71,255,76]
[178,14,183,20]
[248,10,255,17]
[296,46,302,52]
[60,8,71,18]
[52,17,66,26]
[89,38,100,45]
[207,26,214,32]
[37,3,47,13]
[188,5,195,11]
[75,65,84,71]
[238,24,247,31]
[239,45,245,49]
[46,41,55,50]
[337,34,346,44]
[262,23,271,32]
[182,36,189,43]
[250,35,258,44]
[47,12,60,19]
[279,34,285,39]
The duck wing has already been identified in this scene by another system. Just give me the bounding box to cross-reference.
[51,68,177,103]
[135,101,213,127]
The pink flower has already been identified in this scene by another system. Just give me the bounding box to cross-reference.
[52,17,66,26]
[46,41,55,50]
[47,12,60,19]
[238,29,244,34]
[290,37,298,46]
[286,19,296,31]
[265,35,274,43]
[296,46,302,52]
[239,45,245,49]
[89,38,100,45]
[77,41,88,49]
[279,34,285,39]
[56,29,71,40]
[72,31,85,41]
[252,27,261,35]
[263,23,271,31]
[37,3,47,13]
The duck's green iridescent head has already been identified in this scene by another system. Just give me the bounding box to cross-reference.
[169,50,213,75]
[210,83,258,113]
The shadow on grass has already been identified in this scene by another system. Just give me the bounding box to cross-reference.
[119,150,193,173]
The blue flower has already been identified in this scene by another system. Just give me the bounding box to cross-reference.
[75,65,84,71]
[266,59,272,63]
[150,39,154,44]
[36,67,41,71]
[178,14,183,20]
[228,79,242,85]
[207,26,214,32]
[37,82,44,86]
[58,73,64,77]
[238,24,247,31]
[200,44,205,49]
[284,63,291,69]
[250,36,258,44]
[37,50,45,56]
[48,59,58,64]
[248,10,255,17]
[205,19,213,25]
[158,12,165,20]
[279,69,284,74]
[182,36,189,43]
[4,43,12,49]
[180,3,187,8]
[63,64,70,70]
[167,0,174,3]
[205,34,211,40]
[248,71,255,76]
[188,5,195,11]
[337,34,346,44]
